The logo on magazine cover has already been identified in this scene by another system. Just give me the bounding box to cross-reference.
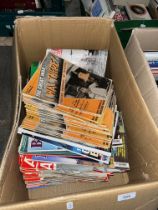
[31,139,42,148]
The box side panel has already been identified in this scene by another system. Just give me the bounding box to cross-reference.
[0,129,28,205]
[28,173,129,200]
[109,27,158,182]
[15,17,112,74]
[133,28,158,51]
[1,182,158,210]
[125,31,158,126]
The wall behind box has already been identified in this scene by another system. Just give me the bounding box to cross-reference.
[0,17,158,210]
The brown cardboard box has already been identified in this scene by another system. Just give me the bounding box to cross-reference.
[125,28,158,127]
[0,17,158,210]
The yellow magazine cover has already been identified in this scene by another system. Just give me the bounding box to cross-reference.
[23,66,41,97]
[24,110,110,138]
[57,86,115,131]
[64,116,110,135]
[65,123,111,139]
[25,102,111,135]
[57,105,114,134]
[25,108,65,124]
[23,52,63,105]
[25,108,111,140]
[20,119,65,138]
[59,59,112,115]
[20,121,111,149]
[62,131,111,149]
[20,113,112,149]
[22,51,114,130]
[25,99,114,135]
[24,86,105,125]
[21,115,65,132]
[99,107,115,133]
[56,104,99,122]
[21,113,112,143]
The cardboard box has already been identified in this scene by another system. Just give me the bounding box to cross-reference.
[0,17,158,210]
[125,28,158,127]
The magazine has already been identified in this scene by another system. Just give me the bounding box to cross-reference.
[59,59,112,115]
[23,51,114,128]
[23,52,63,105]
[19,154,104,168]
[47,49,108,77]
[18,132,111,164]
[109,112,130,171]
[24,170,111,189]
[20,113,112,149]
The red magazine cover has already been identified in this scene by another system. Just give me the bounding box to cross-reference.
[19,155,56,171]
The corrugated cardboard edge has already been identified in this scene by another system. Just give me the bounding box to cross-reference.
[125,28,158,127]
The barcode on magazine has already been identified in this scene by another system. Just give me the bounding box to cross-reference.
[112,138,122,145]
[114,162,130,168]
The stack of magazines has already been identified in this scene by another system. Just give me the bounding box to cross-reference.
[18,49,130,189]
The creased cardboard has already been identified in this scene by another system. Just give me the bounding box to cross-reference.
[125,28,158,126]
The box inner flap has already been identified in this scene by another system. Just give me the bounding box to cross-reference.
[125,29,158,126]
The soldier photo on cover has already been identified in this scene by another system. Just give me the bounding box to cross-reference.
[65,67,111,99]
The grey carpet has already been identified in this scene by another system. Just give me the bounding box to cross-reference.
[0,46,13,162]
[65,0,81,16]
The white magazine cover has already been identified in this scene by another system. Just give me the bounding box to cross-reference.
[47,49,108,77]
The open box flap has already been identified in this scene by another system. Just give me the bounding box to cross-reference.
[125,28,158,126]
